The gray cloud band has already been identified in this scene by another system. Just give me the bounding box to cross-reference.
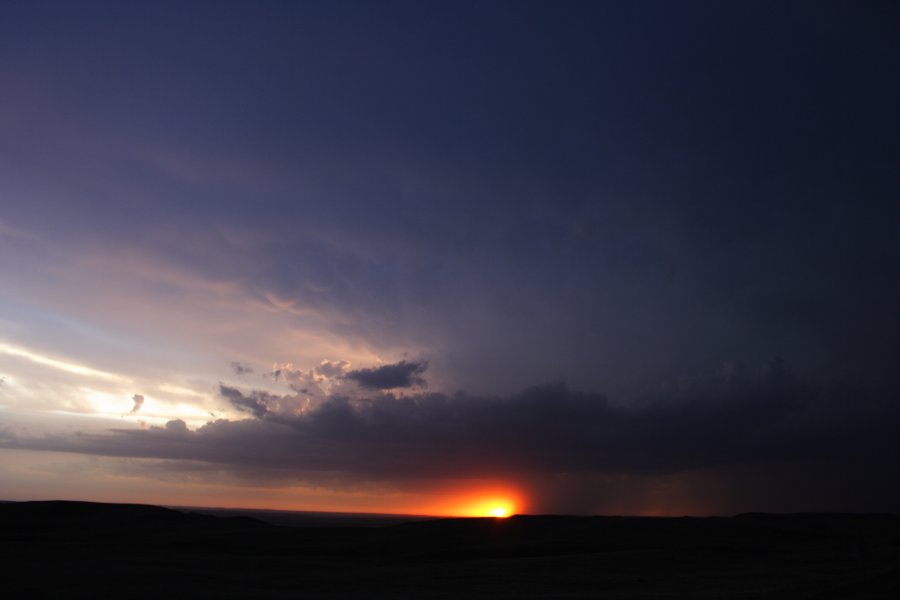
[4,361,897,489]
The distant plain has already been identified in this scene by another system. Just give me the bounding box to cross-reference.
[2,500,899,598]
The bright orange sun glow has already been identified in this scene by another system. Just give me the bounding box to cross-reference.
[460,495,519,518]
[419,482,525,518]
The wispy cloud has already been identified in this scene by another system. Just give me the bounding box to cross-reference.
[0,343,127,382]
[230,362,254,376]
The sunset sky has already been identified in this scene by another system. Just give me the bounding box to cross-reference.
[1,1,898,516]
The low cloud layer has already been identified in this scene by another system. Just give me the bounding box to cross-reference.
[4,360,899,512]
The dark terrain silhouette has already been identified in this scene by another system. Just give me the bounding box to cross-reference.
[2,501,899,598]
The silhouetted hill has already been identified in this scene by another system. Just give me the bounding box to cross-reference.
[1,501,899,598]
[178,505,431,528]
[0,500,268,532]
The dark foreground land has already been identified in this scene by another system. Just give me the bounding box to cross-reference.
[1,501,899,599]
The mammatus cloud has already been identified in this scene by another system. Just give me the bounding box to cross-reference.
[230,362,254,376]
[345,360,428,390]
[125,394,144,416]
[6,359,899,513]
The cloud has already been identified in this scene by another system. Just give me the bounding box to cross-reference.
[3,360,899,513]
[5,361,897,489]
[220,384,311,418]
[165,419,190,435]
[220,385,275,419]
[0,343,126,382]
[125,394,144,416]
[230,362,254,376]
[316,359,351,379]
[345,360,428,390]
[269,359,353,397]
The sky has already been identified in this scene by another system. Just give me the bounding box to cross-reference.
[0,0,898,516]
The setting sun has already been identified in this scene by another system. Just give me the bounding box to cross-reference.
[468,497,516,518]
[422,484,524,518]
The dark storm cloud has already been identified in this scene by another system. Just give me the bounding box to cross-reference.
[5,362,898,509]
[0,1,896,399]
[345,360,428,390]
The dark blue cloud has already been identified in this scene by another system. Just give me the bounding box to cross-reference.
[345,360,428,390]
